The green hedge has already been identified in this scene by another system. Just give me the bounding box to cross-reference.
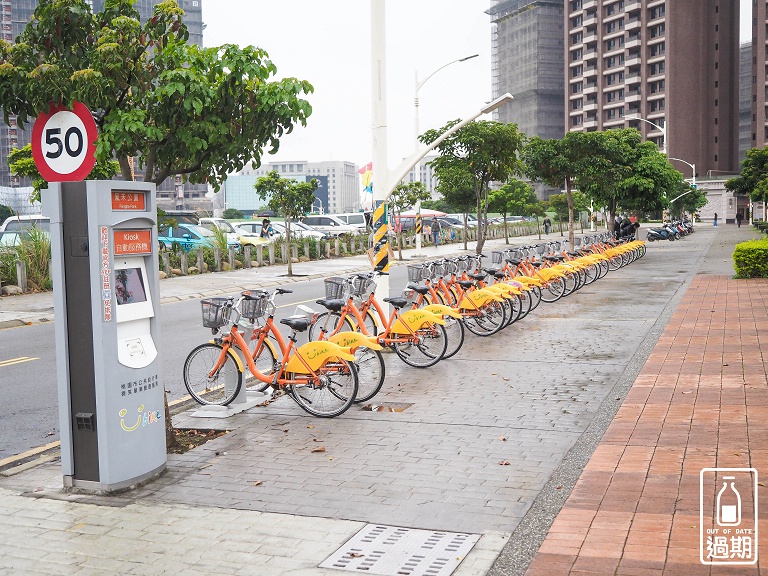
[733,238,768,278]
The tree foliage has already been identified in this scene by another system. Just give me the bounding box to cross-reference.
[488,179,536,243]
[389,181,429,259]
[0,204,12,222]
[0,0,313,190]
[222,208,245,220]
[726,146,768,202]
[421,119,524,253]
[254,171,317,276]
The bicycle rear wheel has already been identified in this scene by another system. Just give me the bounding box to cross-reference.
[289,359,358,417]
[539,277,565,303]
[307,311,355,341]
[183,343,242,406]
[354,347,386,402]
[393,324,447,368]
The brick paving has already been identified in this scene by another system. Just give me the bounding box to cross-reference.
[525,275,768,576]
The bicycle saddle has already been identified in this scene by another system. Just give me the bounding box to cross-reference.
[315,298,345,312]
[469,272,486,281]
[505,258,522,266]
[383,297,408,308]
[406,283,431,295]
[280,316,311,332]
[457,280,474,289]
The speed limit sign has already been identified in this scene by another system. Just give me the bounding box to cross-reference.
[31,101,98,182]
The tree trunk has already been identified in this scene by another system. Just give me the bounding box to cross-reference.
[475,198,486,254]
[286,219,293,276]
[164,390,179,451]
[565,180,575,247]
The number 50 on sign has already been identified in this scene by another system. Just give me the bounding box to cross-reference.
[31,101,98,182]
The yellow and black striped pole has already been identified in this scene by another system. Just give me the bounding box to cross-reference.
[415,212,422,235]
[372,201,389,274]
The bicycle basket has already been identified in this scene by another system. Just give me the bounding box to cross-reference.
[352,275,374,297]
[456,258,469,273]
[492,251,503,265]
[240,294,268,321]
[201,297,232,328]
[407,264,425,283]
[324,277,347,300]
[535,244,547,255]
[430,261,446,278]
[444,259,459,275]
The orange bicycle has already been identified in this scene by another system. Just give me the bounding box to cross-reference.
[183,291,359,417]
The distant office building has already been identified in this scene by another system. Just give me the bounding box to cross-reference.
[244,161,360,214]
[565,0,739,177]
[752,1,768,150]
[221,173,329,217]
[488,0,565,141]
[402,154,440,199]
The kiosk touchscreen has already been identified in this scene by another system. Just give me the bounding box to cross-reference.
[115,255,158,369]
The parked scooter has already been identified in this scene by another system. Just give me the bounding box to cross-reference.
[646,222,680,242]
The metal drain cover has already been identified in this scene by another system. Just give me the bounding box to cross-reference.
[320,523,480,576]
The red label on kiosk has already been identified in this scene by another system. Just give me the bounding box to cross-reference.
[114,230,152,255]
[111,191,146,211]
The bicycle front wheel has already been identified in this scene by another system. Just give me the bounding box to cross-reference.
[289,359,358,417]
[442,315,465,359]
[393,324,447,368]
[183,343,242,406]
[245,336,279,393]
[354,347,386,402]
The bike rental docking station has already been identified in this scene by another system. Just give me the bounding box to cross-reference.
[37,101,166,492]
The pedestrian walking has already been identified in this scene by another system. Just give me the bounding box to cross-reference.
[543,216,551,235]
[431,217,442,245]
[736,212,743,228]
[713,213,718,227]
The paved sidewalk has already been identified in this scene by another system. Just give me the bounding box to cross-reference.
[0,223,763,576]
[525,253,768,572]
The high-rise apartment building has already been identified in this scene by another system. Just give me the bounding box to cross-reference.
[751,1,768,150]
[489,0,566,140]
[564,0,739,177]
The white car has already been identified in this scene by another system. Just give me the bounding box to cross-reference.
[235,221,327,242]
[199,217,266,247]
[301,215,358,237]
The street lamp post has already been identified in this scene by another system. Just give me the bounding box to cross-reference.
[413,54,479,255]
[668,157,696,224]
[626,115,667,155]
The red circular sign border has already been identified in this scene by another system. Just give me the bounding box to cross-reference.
[31,101,98,182]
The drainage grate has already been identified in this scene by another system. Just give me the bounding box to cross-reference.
[320,523,480,576]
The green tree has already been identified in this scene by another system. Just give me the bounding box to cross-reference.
[726,146,768,202]
[0,204,13,223]
[432,164,476,250]
[421,119,524,253]
[488,179,536,243]
[0,0,313,190]
[9,144,119,202]
[222,208,245,220]
[668,180,707,219]
[388,181,430,260]
[254,171,317,276]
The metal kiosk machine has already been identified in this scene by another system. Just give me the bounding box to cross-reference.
[43,181,166,493]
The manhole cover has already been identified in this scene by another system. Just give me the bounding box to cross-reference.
[320,523,480,576]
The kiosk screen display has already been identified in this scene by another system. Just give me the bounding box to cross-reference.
[115,267,147,305]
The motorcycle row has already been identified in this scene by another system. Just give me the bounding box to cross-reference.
[644,219,695,242]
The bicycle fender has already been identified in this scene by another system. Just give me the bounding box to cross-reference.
[285,341,356,374]
[329,331,383,351]
[389,309,445,335]
[515,275,543,287]
[457,289,503,310]
[207,340,245,372]
[421,303,462,319]
[488,283,522,296]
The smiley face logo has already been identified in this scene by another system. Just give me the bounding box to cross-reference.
[119,404,144,431]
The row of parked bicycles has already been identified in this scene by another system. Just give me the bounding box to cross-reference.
[182,232,647,418]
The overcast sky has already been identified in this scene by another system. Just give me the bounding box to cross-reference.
[203,1,752,172]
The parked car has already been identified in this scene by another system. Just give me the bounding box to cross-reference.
[331,212,370,233]
[271,221,328,241]
[198,217,265,247]
[445,213,478,227]
[158,223,239,251]
[436,217,466,230]
[301,215,358,237]
[0,215,50,233]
